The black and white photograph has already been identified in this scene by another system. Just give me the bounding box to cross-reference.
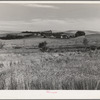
[0,1,100,91]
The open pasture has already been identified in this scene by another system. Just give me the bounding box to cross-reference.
[1,33,100,48]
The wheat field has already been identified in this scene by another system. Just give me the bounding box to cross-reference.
[0,50,100,90]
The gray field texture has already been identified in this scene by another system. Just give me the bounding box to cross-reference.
[0,30,100,90]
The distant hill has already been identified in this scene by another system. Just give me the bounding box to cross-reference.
[70,33,100,46]
[63,30,100,35]
[0,29,100,40]
[0,30,21,34]
[86,33,100,40]
[0,29,100,35]
[85,30,100,35]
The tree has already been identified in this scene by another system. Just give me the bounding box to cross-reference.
[75,31,85,37]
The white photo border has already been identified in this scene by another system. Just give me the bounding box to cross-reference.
[0,1,100,99]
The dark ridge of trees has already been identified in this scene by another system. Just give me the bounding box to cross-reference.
[22,31,34,33]
[0,34,22,40]
[0,34,32,40]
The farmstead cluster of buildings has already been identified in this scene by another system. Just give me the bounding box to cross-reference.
[0,30,85,40]
[22,30,85,39]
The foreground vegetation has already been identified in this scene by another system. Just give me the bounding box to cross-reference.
[0,50,100,90]
[0,35,99,90]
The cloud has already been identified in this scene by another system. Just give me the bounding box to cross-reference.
[31,19,65,24]
[0,18,100,32]
[0,19,66,31]
[21,3,58,9]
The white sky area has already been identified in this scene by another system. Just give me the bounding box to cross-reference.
[0,3,100,32]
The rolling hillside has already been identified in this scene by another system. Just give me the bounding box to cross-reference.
[0,30,100,42]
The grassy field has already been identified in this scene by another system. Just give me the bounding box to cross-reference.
[0,34,99,89]
[0,51,100,89]
[1,34,100,49]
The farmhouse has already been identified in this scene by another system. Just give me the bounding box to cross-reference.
[52,32,63,38]
[60,34,69,39]
[51,30,63,38]
[60,33,75,39]
[40,30,52,37]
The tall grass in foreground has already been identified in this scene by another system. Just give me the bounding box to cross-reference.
[0,50,100,90]
[0,74,100,90]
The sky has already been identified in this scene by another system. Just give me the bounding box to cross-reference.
[0,3,100,32]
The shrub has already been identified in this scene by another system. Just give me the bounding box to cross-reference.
[83,37,89,51]
[38,41,48,52]
[0,42,5,49]
[83,37,88,46]
[90,45,96,50]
